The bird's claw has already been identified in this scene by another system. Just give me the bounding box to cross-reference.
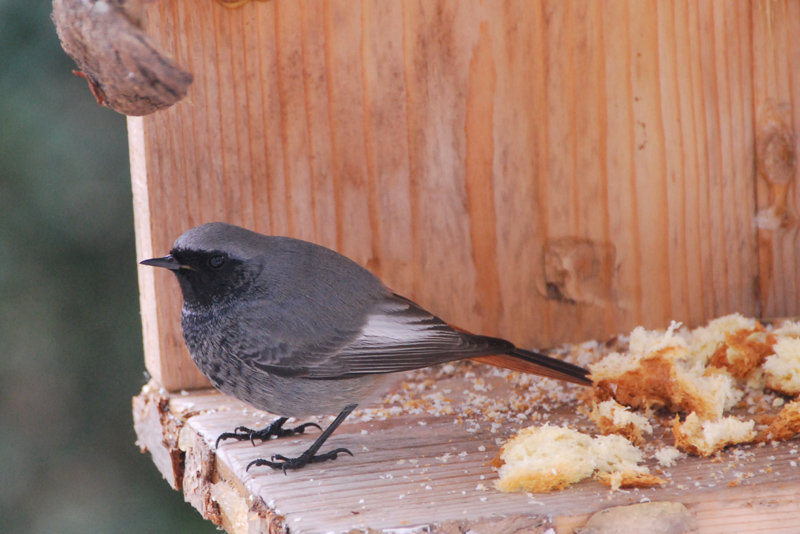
[215,421,322,448]
[246,447,354,474]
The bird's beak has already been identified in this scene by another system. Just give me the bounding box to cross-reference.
[140,254,186,271]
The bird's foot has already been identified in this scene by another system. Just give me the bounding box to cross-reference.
[215,418,321,448]
[246,447,354,474]
[241,404,358,472]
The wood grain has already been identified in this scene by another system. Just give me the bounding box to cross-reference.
[753,0,800,320]
[133,371,800,534]
[131,0,800,390]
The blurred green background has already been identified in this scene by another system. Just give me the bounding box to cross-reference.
[0,2,217,532]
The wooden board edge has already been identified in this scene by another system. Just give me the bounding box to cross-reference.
[132,382,288,534]
[131,384,599,534]
[132,382,182,490]
[128,116,164,385]
[134,384,800,534]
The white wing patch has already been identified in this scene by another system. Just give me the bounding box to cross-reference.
[315,295,488,376]
[359,311,441,344]
[339,299,463,359]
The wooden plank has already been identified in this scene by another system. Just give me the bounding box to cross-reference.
[130,0,800,391]
[360,0,414,288]
[400,1,480,332]
[671,0,712,326]
[541,0,580,344]
[275,0,316,241]
[133,361,800,534]
[629,0,672,329]
[486,3,548,346]
[326,0,378,264]
[254,0,287,236]
[602,0,643,331]
[658,0,691,325]
[752,0,800,319]
[720,0,757,315]
[463,15,501,337]
[572,0,614,342]
[297,0,335,248]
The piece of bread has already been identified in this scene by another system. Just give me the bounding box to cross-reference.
[495,424,648,493]
[588,399,652,445]
[672,412,756,457]
[653,446,683,468]
[707,324,775,380]
[763,337,800,396]
[758,399,800,442]
[589,324,738,420]
[595,470,667,491]
[772,320,800,339]
[498,314,797,494]
[686,314,758,365]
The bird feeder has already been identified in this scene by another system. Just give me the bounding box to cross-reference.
[59,0,800,531]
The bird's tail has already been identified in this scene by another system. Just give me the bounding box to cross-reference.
[471,347,592,387]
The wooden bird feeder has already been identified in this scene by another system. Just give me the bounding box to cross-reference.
[121,1,800,532]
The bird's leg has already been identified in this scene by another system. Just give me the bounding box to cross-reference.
[215,417,322,448]
[246,404,357,472]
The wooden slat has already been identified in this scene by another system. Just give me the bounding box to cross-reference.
[133,365,800,534]
[360,0,414,288]
[573,0,613,342]
[463,14,501,337]
[602,0,642,332]
[658,0,690,324]
[630,1,672,329]
[254,1,287,236]
[752,0,800,319]
[278,0,318,242]
[542,0,579,344]
[486,3,546,346]
[671,0,706,327]
[400,1,480,333]
[130,0,800,391]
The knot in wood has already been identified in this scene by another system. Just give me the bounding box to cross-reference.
[757,104,797,185]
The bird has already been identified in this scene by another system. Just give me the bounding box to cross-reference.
[141,222,592,471]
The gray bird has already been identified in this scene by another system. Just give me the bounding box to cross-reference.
[141,222,591,471]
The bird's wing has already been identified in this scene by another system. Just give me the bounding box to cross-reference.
[320,295,591,385]
[310,294,519,378]
[248,293,513,379]
[246,293,591,386]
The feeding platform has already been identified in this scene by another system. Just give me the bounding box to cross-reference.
[133,357,800,533]
[58,0,800,531]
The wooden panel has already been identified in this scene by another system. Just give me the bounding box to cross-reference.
[602,0,642,332]
[752,0,800,319]
[361,0,414,288]
[130,0,799,390]
[133,370,800,533]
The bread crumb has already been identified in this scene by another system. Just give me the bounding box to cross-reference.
[764,338,800,395]
[588,399,652,445]
[589,327,738,420]
[707,324,775,380]
[495,424,648,493]
[772,320,800,339]
[673,412,756,457]
[687,314,757,365]
[595,470,667,491]
[654,446,683,468]
[759,400,800,442]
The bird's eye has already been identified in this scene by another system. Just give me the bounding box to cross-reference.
[208,255,226,269]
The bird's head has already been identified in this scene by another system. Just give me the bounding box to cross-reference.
[140,222,267,308]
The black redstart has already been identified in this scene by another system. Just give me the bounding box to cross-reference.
[141,222,591,471]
